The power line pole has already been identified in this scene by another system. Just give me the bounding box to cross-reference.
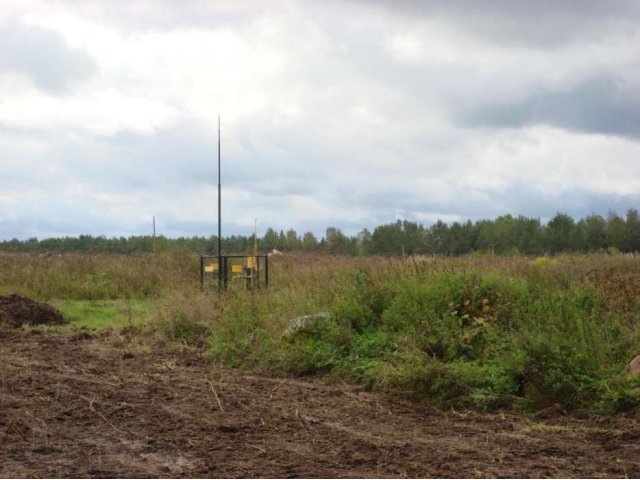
[217,115,222,291]
[254,217,258,256]
[153,216,156,253]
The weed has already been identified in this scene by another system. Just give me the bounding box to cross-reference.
[2,251,639,412]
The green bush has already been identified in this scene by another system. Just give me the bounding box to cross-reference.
[202,255,640,413]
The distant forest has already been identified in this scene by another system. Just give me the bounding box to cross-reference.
[2,209,640,256]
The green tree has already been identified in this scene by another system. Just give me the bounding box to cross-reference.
[302,231,319,251]
[324,227,355,255]
[582,214,607,251]
[624,209,640,252]
[370,222,403,255]
[570,221,587,252]
[493,215,519,254]
[262,228,279,251]
[356,229,372,255]
[547,213,575,253]
[515,216,544,254]
[448,220,475,255]
[427,220,449,255]
[606,211,626,250]
[285,229,301,251]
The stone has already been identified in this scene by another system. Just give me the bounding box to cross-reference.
[625,354,640,377]
[283,312,331,338]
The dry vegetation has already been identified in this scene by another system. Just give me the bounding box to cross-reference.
[1,251,639,413]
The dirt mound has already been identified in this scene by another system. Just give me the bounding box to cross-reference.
[0,294,65,327]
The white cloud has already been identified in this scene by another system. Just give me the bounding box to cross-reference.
[0,87,180,135]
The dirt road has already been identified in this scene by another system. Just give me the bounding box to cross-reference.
[1,327,638,478]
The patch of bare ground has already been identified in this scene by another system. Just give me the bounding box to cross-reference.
[1,326,639,478]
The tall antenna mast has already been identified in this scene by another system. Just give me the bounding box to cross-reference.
[217,115,222,289]
[199,116,269,291]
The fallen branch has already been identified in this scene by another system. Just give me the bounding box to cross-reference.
[79,395,133,439]
[243,375,319,391]
[207,379,225,412]
[246,443,266,454]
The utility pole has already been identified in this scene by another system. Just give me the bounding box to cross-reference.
[254,218,258,256]
[152,216,156,253]
[217,115,222,291]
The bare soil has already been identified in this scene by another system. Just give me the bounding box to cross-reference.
[1,327,639,478]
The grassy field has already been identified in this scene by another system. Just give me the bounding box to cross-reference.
[1,251,639,413]
[51,299,153,330]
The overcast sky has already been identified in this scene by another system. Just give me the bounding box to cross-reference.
[1,0,639,239]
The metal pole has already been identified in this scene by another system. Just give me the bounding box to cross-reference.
[200,255,204,290]
[254,218,258,256]
[153,216,156,253]
[217,115,222,291]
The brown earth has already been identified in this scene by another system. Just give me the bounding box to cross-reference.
[1,327,639,478]
[0,294,66,328]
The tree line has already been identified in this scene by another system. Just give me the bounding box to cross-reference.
[1,209,639,256]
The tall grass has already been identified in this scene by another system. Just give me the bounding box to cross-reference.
[0,252,197,300]
[204,253,640,412]
[2,251,639,412]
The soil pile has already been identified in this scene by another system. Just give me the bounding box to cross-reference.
[0,294,65,327]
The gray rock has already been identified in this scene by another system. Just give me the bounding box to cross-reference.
[626,353,640,377]
[283,312,331,338]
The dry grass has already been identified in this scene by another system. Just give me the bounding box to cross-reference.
[2,250,640,412]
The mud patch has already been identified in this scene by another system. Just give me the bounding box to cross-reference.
[1,329,639,478]
[0,294,66,328]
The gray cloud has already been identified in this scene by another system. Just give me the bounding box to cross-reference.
[355,0,640,47]
[0,20,95,94]
[49,119,330,198]
[498,186,640,221]
[60,0,284,33]
[460,76,640,138]
[342,182,640,230]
